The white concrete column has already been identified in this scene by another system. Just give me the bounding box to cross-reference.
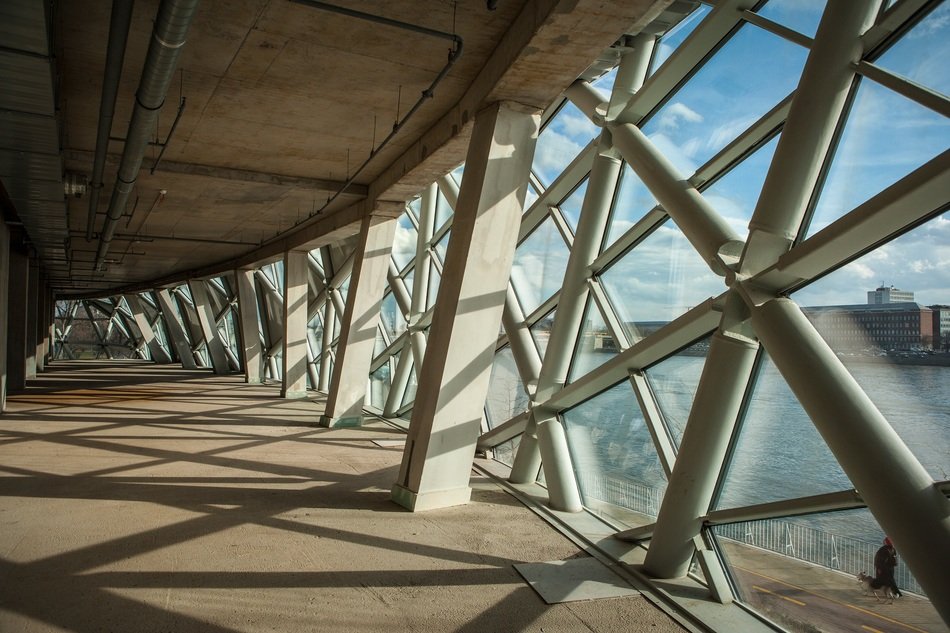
[281,250,309,398]
[188,280,230,374]
[322,212,398,427]
[318,296,336,392]
[643,328,759,578]
[509,138,620,503]
[751,297,950,621]
[126,294,172,363]
[610,123,742,273]
[34,275,46,373]
[392,101,541,512]
[25,260,38,379]
[235,269,263,383]
[740,0,882,275]
[156,288,197,369]
[0,221,9,411]
[4,244,29,395]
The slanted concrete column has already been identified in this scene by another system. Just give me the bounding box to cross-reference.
[126,294,172,363]
[188,279,230,374]
[25,260,39,379]
[156,288,197,369]
[235,269,263,383]
[741,0,881,275]
[5,245,29,394]
[392,101,541,511]
[751,297,950,621]
[318,296,336,392]
[34,275,47,373]
[322,211,398,427]
[644,327,759,578]
[281,250,309,398]
[0,222,10,410]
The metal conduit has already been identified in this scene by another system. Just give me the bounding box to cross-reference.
[95,0,201,271]
[287,0,463,221]
[87,0,135,242]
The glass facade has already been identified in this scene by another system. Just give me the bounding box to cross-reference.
[53,2,949,630]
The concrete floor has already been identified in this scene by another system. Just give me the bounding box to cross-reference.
[0,361,686,633]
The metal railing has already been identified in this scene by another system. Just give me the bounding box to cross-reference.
[577,472,923,595]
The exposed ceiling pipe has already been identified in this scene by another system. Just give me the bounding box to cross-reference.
[86,0,135,242]
[95,0,201,271]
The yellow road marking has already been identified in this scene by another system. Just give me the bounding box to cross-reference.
[862,626,885,633]
[738,567,929,633]
[753,584,807,606]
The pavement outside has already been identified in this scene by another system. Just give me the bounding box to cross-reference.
[0,360,686,633]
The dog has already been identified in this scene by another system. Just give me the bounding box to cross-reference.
[857,572,895,603]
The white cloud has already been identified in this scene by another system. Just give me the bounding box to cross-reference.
[655,102,704,131]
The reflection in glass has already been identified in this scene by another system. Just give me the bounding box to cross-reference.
[563,381,666,526]
[645,338,708,446]
[369,363,391,410]
[378,291,405,341]
[568,296,616,382]
[533,102,599,186]
[604,163,656,250]
[530,308,556,361]
[558,177,588,236]
[700,135,779,239]
[392,212,418,271]
[642,24,807,177]
[649,4,712,75]
[791,215,950,480]
[600,219,723,336]
[712,508,930,633]
[510,218,570,316]
[485,347,529,428]
[873,2,950,97]
[807,80,949,237]
[755,0,823,39]
[716,354,853,510]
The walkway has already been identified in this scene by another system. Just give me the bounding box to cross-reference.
[0,361,684,633]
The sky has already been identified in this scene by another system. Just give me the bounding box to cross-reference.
[520,0,950,311]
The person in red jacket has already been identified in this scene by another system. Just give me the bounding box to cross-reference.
[873,537,902,598]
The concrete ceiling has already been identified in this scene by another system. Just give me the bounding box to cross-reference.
[2,0,672,296]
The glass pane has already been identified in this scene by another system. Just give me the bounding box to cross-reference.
[806,79,950,237]
[379,291,406,341]
[592,66,617,94]
[600,219,724,342]
[712,509,937,633]
[649,4,712,75]
[510,218,570,315]
[435,187,453,231]
[645,338,709,447]
[605,163,657,250]
[426,266,441,311]
[642,24,807,177]
[493,437,521,468]
[433,229,450,262]
[756,0,824,39]
[533,102,600,186]
[524,181,539,213]
[558,178,588,236]
[568,296,617,382]
[716,354,854,510]
[874,2,950,97]
[563,381,667,526]
[530,309,556,361]
[372,329,387,359]
[792,215,950,480]
[369,363,391,410]
[700,134,779,240]
[392,212,417,271]
[485,347,529,428]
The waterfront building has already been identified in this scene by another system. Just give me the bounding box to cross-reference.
[931,305,950,351]
[867,285,916,304]
[2,2,948,633]
[804,303,936,351]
